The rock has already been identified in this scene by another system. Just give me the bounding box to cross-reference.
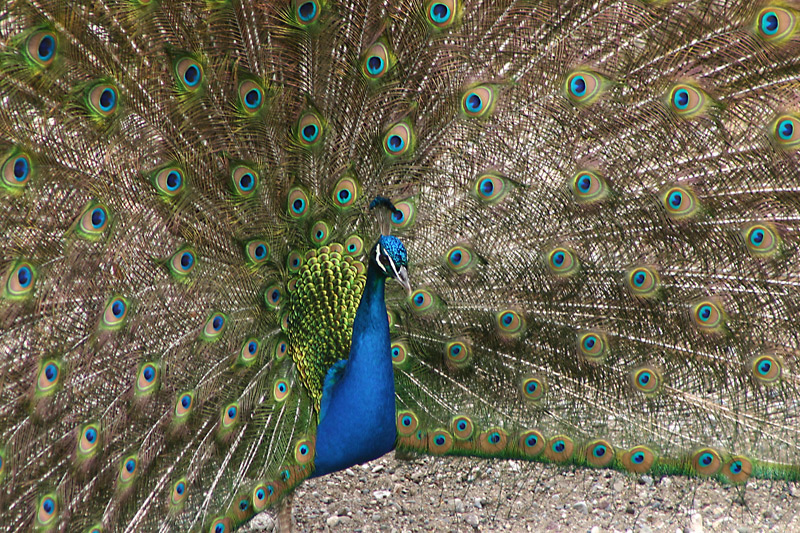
[454,498,465,513]
[372,465,385,474]
[373,490,391,501]
[464,513,480,528]
[573,501,589,515]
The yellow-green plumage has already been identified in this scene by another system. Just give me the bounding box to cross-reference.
[1,0,800,531]
[288,244,366,410]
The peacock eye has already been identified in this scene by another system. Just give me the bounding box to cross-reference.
[379,254,389,265]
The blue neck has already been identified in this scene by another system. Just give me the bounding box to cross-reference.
[312,261,397,477]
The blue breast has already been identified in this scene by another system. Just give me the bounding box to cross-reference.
[312,264,397,477]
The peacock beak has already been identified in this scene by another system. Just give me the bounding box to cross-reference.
[396,266,411,295]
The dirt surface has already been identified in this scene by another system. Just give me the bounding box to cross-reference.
[243,452,800,532]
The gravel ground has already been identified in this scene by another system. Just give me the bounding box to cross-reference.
[243,452,800,532]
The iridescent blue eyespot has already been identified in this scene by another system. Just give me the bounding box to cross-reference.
[297,1,318,22]
[239,80,265,113]
[570,76,586,96]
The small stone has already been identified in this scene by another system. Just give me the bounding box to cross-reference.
[590,527,601,533]
[373,490,391,501]
[637,525,652,533]
[639,475,654,487]
[327,516,342,527]
[613,481,625,492]
[454,498,465,513]
[473,497,483,509]
[686,512,704,533]
[345,468,356,477]
[246,512,276,532]
[573,501,589,515]
[371,512,382,522]
[464,513,480,528]
[372,465,385,474]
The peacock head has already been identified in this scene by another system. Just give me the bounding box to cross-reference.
[372,235,411,293]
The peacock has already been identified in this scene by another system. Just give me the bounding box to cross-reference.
[1,0,799,531]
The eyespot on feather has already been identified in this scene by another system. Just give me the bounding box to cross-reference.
[743,224,780,256]
[662,186,698,219]
[201,312,226,341]
[36,360,62,396]
[631,366,662,395]
[231,165,258,196]
[396,411,420,437]
[287,187,310,218]
[273,337,289,361]
[391,340,409,367]
[274,379,290,401]
[755,7,798,43]
[691,448,722,476]
[425,0,458,29]
[390,199,416,229]
[496,308,525,337]
[621,446,655,473]
[77,203,111,239]
[544,436,574,462]
[444,338,472,369]
[332,176,360,209]
[461,85,496,118]
[772,114,800,149]
[287,250,303,273]
[408,288,437,313]
[722,456,753,483]
[2,150,33,190]
[478,427,508,454]
[170,478,188,507]
[517,430,546,457]
[4,261,36,299]
[473,172,510,204]
[692,299,725,331]
[585,439,615,467]
[238,338,260,367]
[362,40,394,80]
[297,112,323,146]
[445,245,475,273]
[25,30,57,67]
[174,57,203,91]
[451,415,475,440]
[295,0,321,25]
[571,170,607,203]
[521,376,547,402]
[135,362,159,395]
[239,80,265,113]
[310,220,331,246]
[152,166,185,197]
[245,240,269,265]
[36,493,58,527]
[264,282,283,309]
[101,296,128,329]
[577,330,608,363]
[626,266,659,297]
[427,429,454,454]
[547,247,579,276]
[667,83,708,118]
[294,438,315,465]
[87,83,119,116]
[119,454,138,483]
[383,122,413,157]
[564,70,606,105]
[77,423,101,457]
[751,354,783,385]
[221,402,239,428]
[168,247,196,279]
[208,516,233,533]
[174,391,194,418]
